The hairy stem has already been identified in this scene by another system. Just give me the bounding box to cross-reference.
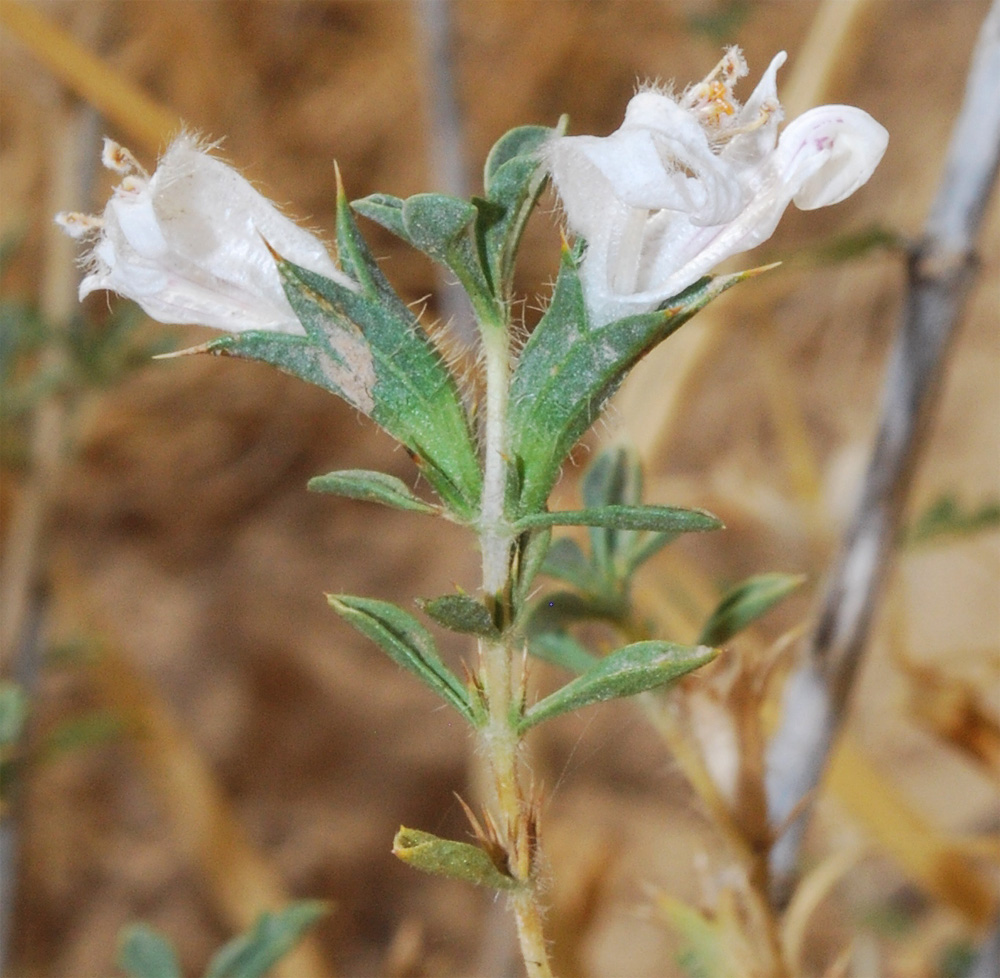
[477,325,553,977]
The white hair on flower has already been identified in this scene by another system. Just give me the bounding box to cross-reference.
[546,47,888,324]
[56,132,357,335]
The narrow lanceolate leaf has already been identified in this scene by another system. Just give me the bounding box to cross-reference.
[392,827,519,891]
[117,924,182,978]
[308,469,440,515]
[697,573,805,646]
[418,594,498,638]
[514,504,722,535]
[328,595,477,724]
[508,246,762,515]
[477,119,566,297]
[204,902,328,978]
[518,641,717,733]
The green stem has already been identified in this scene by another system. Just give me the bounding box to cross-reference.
[477,322,553,978]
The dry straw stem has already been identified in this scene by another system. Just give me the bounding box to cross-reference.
[0,93,90,978]
[0,108,81,669]
[0,0,181,155]
[612,0,875,465]
[826,735,997,927]
[767,0,1000,903]
[779,843,866,976]
[50,556,333,978]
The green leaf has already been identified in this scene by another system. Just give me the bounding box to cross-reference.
[328,595,477,724]
[38,710,124,762]
[307,469,439,515]
[349,193,407,242]
[284,258,483,518]
[401,194,478,258]
[527,589,625,635]
[904,494,1000,547]
[392,826,518,890]
[204,902,328,978]
[621,530,680,577]
[477,119,566,296]
[508,250,762,515]
[199,177,479,521]
[117,924,182,978]
[418,594,498,638]
[581,444,644,577]
[514,504,722,534]
[654,892,726,978]
[539,537,598,592]
[0,682,27,747]
[518,640,717,733]
[697,573,805,646]
[511,528,552,610]
[355,191,500,329]
[528,631,599,674]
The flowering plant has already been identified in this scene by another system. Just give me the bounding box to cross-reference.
[59,48,884,977]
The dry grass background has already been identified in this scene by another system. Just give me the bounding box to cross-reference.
[1,2,998,976]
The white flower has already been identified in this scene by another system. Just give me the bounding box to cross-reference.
[546,48,889,324]
[57,134,356,335]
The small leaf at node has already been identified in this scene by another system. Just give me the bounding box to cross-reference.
[418,594,498,638]
[204,901,329,978]
[392,826,519,891]
[518,641,717,732]
[478,118,567,296]
[117,924,182,978]
[697,573,805,646]
[401,194,478,258]
[308,469,440,515]
[328,595,478,724]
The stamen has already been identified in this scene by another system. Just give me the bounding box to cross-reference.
[54,211,104,238]
[683,47,749,128]
[101,138,147,177]
[117,175,147,195]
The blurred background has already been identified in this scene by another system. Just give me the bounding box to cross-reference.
[1,2,997,976]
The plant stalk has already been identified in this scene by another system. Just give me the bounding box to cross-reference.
[477,325,553,977]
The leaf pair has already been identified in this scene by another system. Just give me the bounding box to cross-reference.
[354,122,564,327]
[329,586,718,733]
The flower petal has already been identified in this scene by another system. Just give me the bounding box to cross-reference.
[776,105,889,209]
[68,133,356,336]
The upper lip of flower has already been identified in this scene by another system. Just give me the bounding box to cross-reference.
[544,47,888,324]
